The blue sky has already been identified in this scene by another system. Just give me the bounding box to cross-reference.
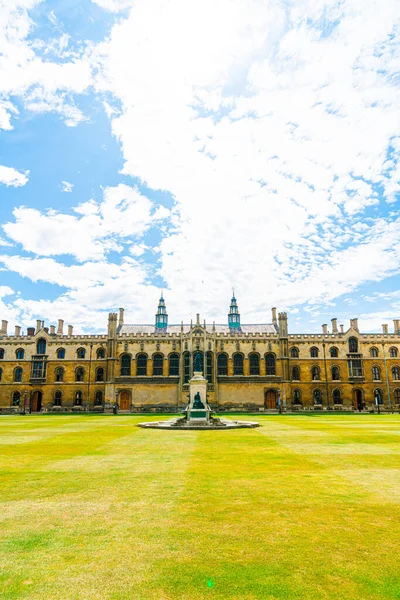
[1,0,400,334]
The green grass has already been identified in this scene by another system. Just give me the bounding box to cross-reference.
[0,415,400,600]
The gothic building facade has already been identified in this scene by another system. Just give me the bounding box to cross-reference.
[1,294,400,412]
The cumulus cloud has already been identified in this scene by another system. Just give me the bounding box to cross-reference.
[0,166,29,187]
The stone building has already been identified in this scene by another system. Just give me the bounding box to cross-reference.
[1,294,400,412]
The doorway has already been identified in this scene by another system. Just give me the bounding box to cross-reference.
[265,389,277,409]
[31,391,43,412]
[119,391,131,411]
[353,389,363,411]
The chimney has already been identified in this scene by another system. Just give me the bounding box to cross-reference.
[393,319,400,334]
[41,320,45,329]
[350,318,359,331]
[50,325,55,335]
[27,327,35,336]
[196,313,200,326]
[44,327,49,334]
[322,324,328,334]
[36,319,41,333]
[340,324,344,334]
[57,319,64,334]
[15,325,21,337]
[1,320,8,335]
[272,307,277,325]
[118,308,124,327]
[68,325,73,335]
[382,324,388,334]
[331,318,338,333]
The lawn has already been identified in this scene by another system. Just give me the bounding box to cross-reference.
[0,414,400,600]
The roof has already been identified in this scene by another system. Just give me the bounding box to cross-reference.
[118,324,277,335]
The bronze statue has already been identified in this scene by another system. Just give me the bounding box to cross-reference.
[193,351,203,373]
[193,391,205,409]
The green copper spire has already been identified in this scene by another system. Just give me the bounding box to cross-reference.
[155,292,168,330]
[228,290,241,329]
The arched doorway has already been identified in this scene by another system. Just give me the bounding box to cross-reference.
[119,391,131,411]
[31,391,42,412]
[353,389,363,411]
[265,389,277,409]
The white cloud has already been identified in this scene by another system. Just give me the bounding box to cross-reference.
[0,165,29,187]
[60,181,74,193]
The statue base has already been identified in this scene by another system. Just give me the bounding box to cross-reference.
[184,372,211,422]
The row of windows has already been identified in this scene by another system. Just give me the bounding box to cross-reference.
[292,365,400,381]
[291,343,399,358]
[290,388,399,404]
[0,346,106,360]
[10,390,104,407]
[0,366,105,383]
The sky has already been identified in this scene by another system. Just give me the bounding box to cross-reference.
[0,0,400,335]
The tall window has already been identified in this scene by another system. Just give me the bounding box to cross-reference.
[94,390,103,406]
[31,361,46,379]
[394,389,400,404]
[183,352,191,383]
[311,366,320,380]
[76,367,85,382]
[292,366,300,381]
[333,389,342,404]
[374,389,383,405]
[16,349,24,359]
[97,348,105,359]
[121,354,131,376]
[12,391,21,406]
[75,391,83,406]
[313,389,322,404]
[14,367,22,382]
[370,347,378,358]
[249,353,260,375]
[169,353,179,376]
[329,347,338,358]
[0,348,4,359]
[372,366,380,381]
[206,351,213,384]
[55,367,64,382]
[310,347,319,358]
[265,354,276,375]
[37,338,47,354]
[77,348,86,359]
[217,353,228,376]
[331,366,340,381]
[137,354,147,376]
[348,358,363,378]
[54,391,62,406]
[389,347,398,358]
[392,366,400,381]
[233,354,243,375]
[153,353,163,376]
[290,347,299,358]
[348,337,358,353]
[96,367,104,382]
[57,348,65,359]
[293,389,302,405]
[0,368,2,382]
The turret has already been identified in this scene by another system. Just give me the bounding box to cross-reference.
[228,291,241,330]
[155,293,168,330]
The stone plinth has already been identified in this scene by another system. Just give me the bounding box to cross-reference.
[184,371,211,422]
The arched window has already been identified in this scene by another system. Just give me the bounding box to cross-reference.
[333,389,342,404]
[394,389,400,404]
[310,347,319,358]
[370,347,379,358]
[206,351,213,383]
[329,347,338,358]
[14,367,22,382]
[37,338,47,354]
[265,354,276,375]
[290,347,299,358]
[0,348,4,359]
[76,367,85,382]
[54,390,62,406]
[16,348,24,360]
[348,337,358,353]
[153,353,163,376]
[292,366,300,381]
[74,391,83,406]
[233,353,243,375]
[183,352,191,383]
[217,353,228,376]
[169,353,179,376]
[372,366,380,381]
[94,390,103,406]
[0,368,2,382]
[97,348,105,359]
[374,389,383,405]
[57,348,65,359]
[389,347,398,358]
[77,348,86,359]
[12,391,21,406]
[137,354,147,376]
[331,366,340,381]
[392,366,400,381]
[120,354,131,376]
[55,367,64,382]
[311,366,320,380]
[96,367,104,382]
[249,353,260,375]
[313,389,322,404]
[293,389,302,405]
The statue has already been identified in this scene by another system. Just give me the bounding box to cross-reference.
[193,351,203,374]
[193,391,205,409]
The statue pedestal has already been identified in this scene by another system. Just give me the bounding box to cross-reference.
[184,372,211,423]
